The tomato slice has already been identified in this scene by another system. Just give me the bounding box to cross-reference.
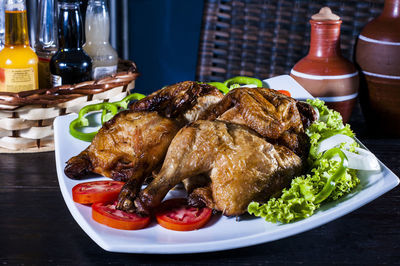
[155,198,212,231]
[72,181,125,204]
[277,90,291,97]
[92,202,151,230]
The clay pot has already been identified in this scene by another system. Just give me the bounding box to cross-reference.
[290,7,359,123]
[355,0,400,136]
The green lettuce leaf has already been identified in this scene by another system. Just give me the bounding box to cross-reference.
[247,99,360,223]
[306,99,355,161]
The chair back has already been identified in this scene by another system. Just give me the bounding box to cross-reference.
[196,0,384,82]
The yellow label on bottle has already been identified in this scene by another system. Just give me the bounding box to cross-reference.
[0,67,36,92]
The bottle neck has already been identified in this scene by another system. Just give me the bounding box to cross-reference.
[382,0,400,18]
[308,20,342,58]
[58,2,83,49]
[85,0,110,43]
[36,0,57,51]
[4,0,30,46]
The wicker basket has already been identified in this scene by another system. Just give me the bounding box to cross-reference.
[0,60,139,153]
[196,0,384,82]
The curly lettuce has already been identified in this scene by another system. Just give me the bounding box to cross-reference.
[306,99,355,161]
[248,99,360,223]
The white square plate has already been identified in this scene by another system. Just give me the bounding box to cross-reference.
[54,75,399,254]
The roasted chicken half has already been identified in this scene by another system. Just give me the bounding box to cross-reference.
[64,81,223,209]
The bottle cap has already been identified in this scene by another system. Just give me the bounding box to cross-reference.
[311,7,340,21]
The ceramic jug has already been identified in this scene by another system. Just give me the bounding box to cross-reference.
[355,0,400,136]
[290,7,359,123]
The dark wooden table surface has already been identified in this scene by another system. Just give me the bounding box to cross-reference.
[1,103,399,265]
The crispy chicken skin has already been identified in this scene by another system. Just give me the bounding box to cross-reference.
[134,120,303,216]
[199,87,315,158]
[64,81,224,210]
[64,111,180,182]
[130,81,223,123]
[200,87,304,138]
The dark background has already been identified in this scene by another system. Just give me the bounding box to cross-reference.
[128,0,204,93]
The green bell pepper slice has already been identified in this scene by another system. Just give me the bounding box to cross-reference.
[207,82,229,94]
[223,76,263,90]
[112,93,146,109]
[100,93,146,124]
[69,102,118,142]
[313,147,348,204]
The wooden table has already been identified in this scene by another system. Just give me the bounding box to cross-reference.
[1,104,399,265]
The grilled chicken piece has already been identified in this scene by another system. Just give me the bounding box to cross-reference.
[65,82,223,210]
[134,120,303,216]
[64,111,180,181]
[130,81,223,123]
[200,87,316,158]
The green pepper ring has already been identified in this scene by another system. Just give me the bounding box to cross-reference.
[69,93,146,142]
[113,93,146,109]
[223,76,263,90]
[69,102,119,142]
[207,82,229,94]
[313,147,348,204]
[100,93,146,123]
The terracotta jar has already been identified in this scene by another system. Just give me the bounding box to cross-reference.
[356,0,400,136]
[290,7,359,123]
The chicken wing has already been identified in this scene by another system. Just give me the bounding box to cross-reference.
[200,87,316,158]
[130,81,223,123]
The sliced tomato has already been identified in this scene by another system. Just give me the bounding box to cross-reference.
[155,198,212,231]
[72,181,125,204]
[92,202,151,230]
[277,90,291,97]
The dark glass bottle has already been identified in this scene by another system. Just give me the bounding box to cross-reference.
[50,0,92,86]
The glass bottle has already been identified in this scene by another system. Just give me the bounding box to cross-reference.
[0,0,38,92]
[79,0,87,43]
[35,0,58,89]
[0,1,5,50]
[50,0,92,86]
[83,0,118,80]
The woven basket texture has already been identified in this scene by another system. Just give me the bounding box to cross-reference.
[0,60,138,153]
[196,0,384,82]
